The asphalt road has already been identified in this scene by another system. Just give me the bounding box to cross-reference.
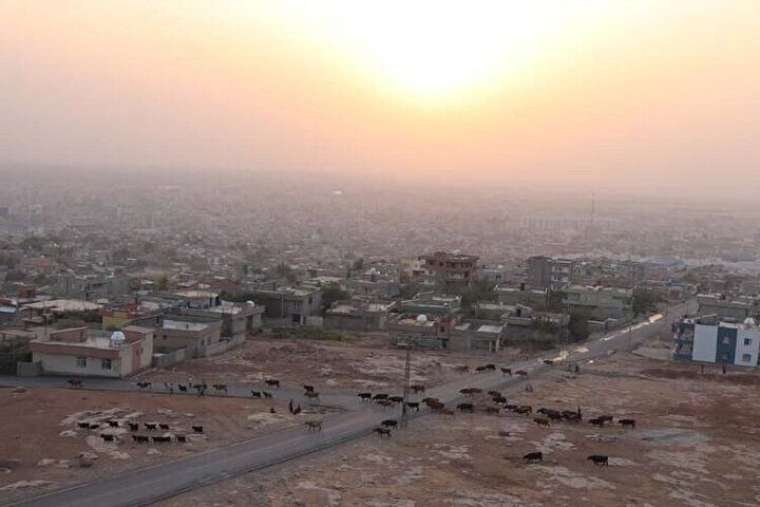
[4,302,687,507]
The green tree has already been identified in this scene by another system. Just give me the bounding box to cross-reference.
[321,283,350,314]
[632,288,661,317]
[568,312,590,342]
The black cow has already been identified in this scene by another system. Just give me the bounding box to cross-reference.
[456,403,474,413]
[263,391,273,399]
[381,419,398,428]
[515,405,533,415]
[501,368,512,376]
[374,427,391,437]
[132,435,150,443]
[373,393,388,400]
[523,452,543,463]
[358,392,372,401]
[77,422,90,429]
[100,434,116,442]
[589,417,606,427]
[619,418,636,429]
[152,435,172,443]
[159,423,170,431]
[534,417,550,427]
[515,370,528,377]
[212,384,228,393]
[128,422,139,432]
[303,384,315,393]
[388,395,404,403]
[107,420,119,428]
[175,435,187,443]
[192,425,204,433]
[405,401,420,411]
[178,384,188,393]
[251,390,262,398]
[144,423,157,431]
[492,395,507,404]
[588,454,609,466]
[265,379,280,388]
[68,379,83,388]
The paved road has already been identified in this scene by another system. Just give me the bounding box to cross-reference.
[4,303,687,507]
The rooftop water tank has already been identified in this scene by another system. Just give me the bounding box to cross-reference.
[110,331,126,348]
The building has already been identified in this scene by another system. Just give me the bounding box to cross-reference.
[193,301,263,340]
[29,326,154,378]
[419,252,479,288]
[324,300,395,332]
[696,294,756,322]
[155,315,223,358]
[562,285,633,322]
[251,286,322,325]
[673,317,760,367]
[527,256,575,290]
[399,294,461,317]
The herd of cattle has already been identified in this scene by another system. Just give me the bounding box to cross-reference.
[72,416,206,446]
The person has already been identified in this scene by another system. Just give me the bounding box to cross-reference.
[722,362,727,375]
[574,363,580,374]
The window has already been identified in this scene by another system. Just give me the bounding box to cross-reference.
[745,338,752,346]
[76,357,87,368]
[101,358,112,370]
[722,337,730,345]
[742,353,752,362]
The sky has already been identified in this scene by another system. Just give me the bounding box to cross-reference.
[2,1,760,195]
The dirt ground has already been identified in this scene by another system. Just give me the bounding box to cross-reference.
[0,387,307,504]
[141,336,526,393]
[160,354,760,507]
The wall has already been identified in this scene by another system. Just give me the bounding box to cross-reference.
[153,348,187,368]
[33,351,121,378]
[734,328,760,367]
[692,324,718,363]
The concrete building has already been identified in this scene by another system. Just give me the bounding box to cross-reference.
[674,317,760,367]
[696,294,756,322]
[399,294,461,317]
[155,315,223,358]
[419,252,479,288]
[251,286,322,325]
[527,256,575,290]
[194,301,263,340]
[29,326,154,378]
[324,300,395,332]
[562,285,633,322]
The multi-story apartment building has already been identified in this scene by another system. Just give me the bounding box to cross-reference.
[419,251,479,288]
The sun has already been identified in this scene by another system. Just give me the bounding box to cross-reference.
[313,1,571,104]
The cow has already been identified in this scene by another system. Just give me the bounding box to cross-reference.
[492,395,507,404]
[543,359,554,366]
[251,390,262,399]
[357,392,372,401]
[381,419,398,429]
[212,384,228,393]
[128,422,139,432]
[411,384,426,394]
[619,418,636,429]
[67,379,83,388]
[159,423,170,431]
[523,452,543,463]
[265,379,280,388]
[107,420,119,428]
[599,415,614,424]
[388,395,404,403]
[144,423,158,431]
[192,425,204,433]
[100,434,117,442]
[303,384,315,393]
[456,403,475,413]
[515,370,528,377]
[152,435,172,443]
[88,423,100,430]
[589,417,606,427]
[374,427,391,437]
[427,400,445,411]
[178,384,188,393]
[459,387,482,396]
[561,410,582,422]
[262,391,273,399]
[487,390,501,397]
[405,401,420,411]
[501,368,512,376]
[304,420,322,431]
[515,405,533,415]
[137,381,152,390]
[373,393,388,401]
[588,454,609,466]
[505,404,519,412]
[377,399,394,407]
[534,417,550,427]
[77,422,90,429]
[132,435,150,443]
[175,435,187,443]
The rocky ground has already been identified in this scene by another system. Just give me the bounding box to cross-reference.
[0,387,308,505]
[160,353,760,507]
[140,335,526,393]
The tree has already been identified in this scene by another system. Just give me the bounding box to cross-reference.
[632,288,661,317]
[156,274,169,291]
[568,312,590,342]
[321,283,350,314]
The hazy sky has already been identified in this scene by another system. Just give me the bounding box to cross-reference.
[2,1,760,194]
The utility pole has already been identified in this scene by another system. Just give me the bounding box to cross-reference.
[401,341,412,428]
